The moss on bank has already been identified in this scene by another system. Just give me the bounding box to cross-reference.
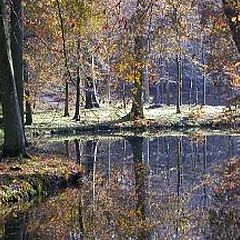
[24,105,240,136]
[0,155,81,204]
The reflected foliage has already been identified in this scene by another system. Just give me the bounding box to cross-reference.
[207,157,240,240]
[1,134,240,239]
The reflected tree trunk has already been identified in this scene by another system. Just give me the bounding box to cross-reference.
[108,142,111,181]
[65,140,69,158]
[202,136,208,208]
[74,139,80,164]
[5,215,26,240]
[77,191,85,239]
[175,136,183,239]
[81,140,98,175]
[127,136,151,240]
[176,136,183,196]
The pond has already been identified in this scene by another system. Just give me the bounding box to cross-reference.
[1,132,240,240]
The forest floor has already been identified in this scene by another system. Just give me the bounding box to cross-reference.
[25,104,240,136]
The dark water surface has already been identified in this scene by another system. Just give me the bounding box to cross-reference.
[1,133,240,240]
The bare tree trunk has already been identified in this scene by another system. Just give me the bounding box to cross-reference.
[130,76,144,119]
[10,0,24,121]
[64,79,70,117]
[172,3,183,113]
[190,59,194,105]
[85,77,99,109]
[0,0,26,157]
[143,4,153,106]
[143,65,150,104]
[121,78,126,109]
[73,39,81,121]
[91,56,100,107]
[176,54,181,114]
[73,76,80,120]
[201,32,206,105]
[56,0,72,117]
[24,61,32,125]
[166,61,170,106]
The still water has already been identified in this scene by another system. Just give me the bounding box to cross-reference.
[1,132,240,239]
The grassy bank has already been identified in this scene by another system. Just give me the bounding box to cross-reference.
[24,104,239,136]
[0,154,81,205]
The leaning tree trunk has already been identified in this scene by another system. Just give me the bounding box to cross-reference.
[10,0,24,121]
[222,0,240,53]
[0,0,26,157]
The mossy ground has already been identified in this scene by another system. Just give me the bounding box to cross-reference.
[25,104,238,136]
[0,152,81,205]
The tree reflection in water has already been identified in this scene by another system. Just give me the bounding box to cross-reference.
[127,136,151,240]
[1,134,240,239]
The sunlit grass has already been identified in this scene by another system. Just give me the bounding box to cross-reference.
[26,104,227,133]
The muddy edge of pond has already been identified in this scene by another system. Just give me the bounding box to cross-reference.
[0,156,81,205]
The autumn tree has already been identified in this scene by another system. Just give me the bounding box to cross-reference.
[222,0,240,53]
[127,0,150,120]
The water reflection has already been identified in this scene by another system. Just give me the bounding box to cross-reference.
[127,137,150,240]
[1,133,240,239]
[4,216,27,240]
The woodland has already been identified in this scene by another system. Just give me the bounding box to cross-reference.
[0,0,239,157]
[0,0,239,239]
